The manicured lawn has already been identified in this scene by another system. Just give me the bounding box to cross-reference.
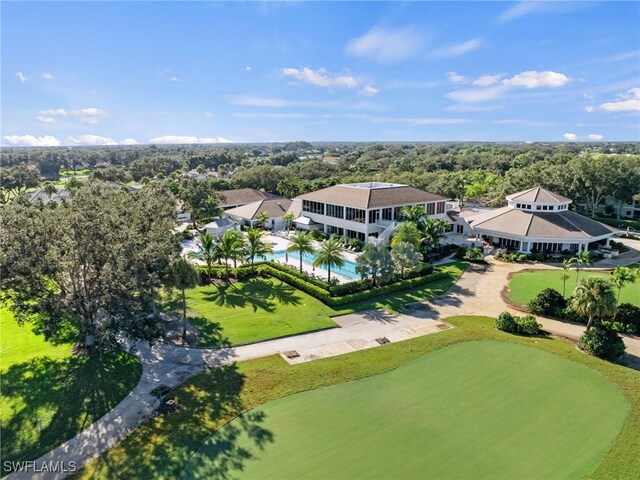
[182,278,338,346]
[0,306,142,465]
[177,262,468,346]
[508,269,640,306]
[74,316,640,480]
[182,340,628,480]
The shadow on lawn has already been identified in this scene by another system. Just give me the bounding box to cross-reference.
[202,279,302,313]
[0,351,140,467]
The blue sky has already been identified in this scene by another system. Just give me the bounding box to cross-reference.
[2,1,639,146]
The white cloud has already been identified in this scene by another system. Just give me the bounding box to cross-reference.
[587,134,604,140]
[359,85,379,96]
[600,87,640,112]
[67,135,118,146]
[38,107,108,124]
[42,73,54,80]
[446,85,508,103]
[228,95,341,108]
[3,134,61,147]
[233,112,313,120]
[432,38,482,58]
[120,138,138,145]
[345,26,423,63]
[16,72,27,83]
[501,71,571,89]
[282,67,358,89]
[473,75,502,87]
[585,105,595,113]
[204,112,214,118]
[36,116,56,124]
[149,135,232,144]
[170,76,180,82]
[245,66,252,71]
[498,2,578,23]
[447,72,468,83]
[563,133,578,141]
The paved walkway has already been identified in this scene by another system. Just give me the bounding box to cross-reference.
[9,238,640,480]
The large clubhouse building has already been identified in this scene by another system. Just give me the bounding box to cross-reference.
[453,187,616,253]
[294,182,448,244]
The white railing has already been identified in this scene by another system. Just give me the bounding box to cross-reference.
[374,221,398,246]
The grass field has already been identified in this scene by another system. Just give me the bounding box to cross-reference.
[177,262,467,346]
[508,269,640,306]
[0,306,142,464]
[181,340,628,480]
[74,316,640,480]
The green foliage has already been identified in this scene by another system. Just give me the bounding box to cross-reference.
[463,247,485,263]
[613,303,640,334]
[527,288,567,317]
[570,277,617,330]
[579,325,626,361]
[390,242,422,278]
[495,311,541,336]
[391,222,421,250]
[313,236,346,285]
[286,231,316,273]
[495,311,519,333]
[517,315,541,335]
[356,243,394,286]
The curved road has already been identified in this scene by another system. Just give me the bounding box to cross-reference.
[8,239,640,480]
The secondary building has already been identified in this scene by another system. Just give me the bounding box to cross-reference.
[453,186,615,253]
[218,188,283,209]
[225,198,297,230]
[295,182,448,244]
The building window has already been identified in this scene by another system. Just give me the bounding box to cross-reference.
[346,229,365,241]
[536,205,541,210]
[381,208,392,221]
[516,203,521,209]
[325,204,344,219]
[393,206,404,219]
[426,202,435,215]
[302,200,324,215]
[368,210,379,223]
[542,205,548,211]
[326,225,344,236]
[345,207,366,223]
[548,206,554,211]
[437,201,445,214]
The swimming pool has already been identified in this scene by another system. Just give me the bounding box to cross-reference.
[265,250,360,280]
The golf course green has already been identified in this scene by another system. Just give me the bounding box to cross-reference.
[180,340,628,480]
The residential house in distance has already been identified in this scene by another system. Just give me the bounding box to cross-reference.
[294,182,448,244]
[203,217,239,236]
[27,187,71,204]
[453,186,615,253]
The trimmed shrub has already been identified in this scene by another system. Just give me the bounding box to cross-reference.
[615,303,640,334]
[496,312,519,333]
[527,288,567,317]
[579,326,626,361]
[517,315,541,335]
[463,247,485,263]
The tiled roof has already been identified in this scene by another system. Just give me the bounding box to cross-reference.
[506,186,571,204]
[298,184,447,209]
[226,198,293,220]
[219,188,282,208]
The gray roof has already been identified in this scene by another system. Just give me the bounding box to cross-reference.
[467,207,615,239]
[219,188,283,208]
[226,198,293,220]
[298,183,447,209]
[203,217,236,229]
[506,186,571,204]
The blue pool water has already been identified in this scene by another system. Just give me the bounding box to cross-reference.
[265,250,359,280]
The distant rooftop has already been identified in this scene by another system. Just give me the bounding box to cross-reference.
[343,182,407,190]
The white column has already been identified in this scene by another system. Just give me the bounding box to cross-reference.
[606,237,611,247]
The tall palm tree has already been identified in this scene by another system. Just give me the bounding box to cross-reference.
[286,231,315,273]
[245,228,273,271]
[421,218,448,253]
[400,205,426,230]
[391,222,421,250]
[218,230,245,282]
[313,236,346,288]
[570,250,592,283]
[167,258,199,342]
[561,258,572,298]
[256,211,270,230]
[390,242,421,278]
[570,277,617,331]
[188,232,219,283]
[611,266,637,304]
[282,212,295,234]
[356,243,394,287]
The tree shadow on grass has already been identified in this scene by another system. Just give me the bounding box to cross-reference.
[200,279,302,314]
[188,317,232,348]
[84,363,274,480]
[0,350,140,468]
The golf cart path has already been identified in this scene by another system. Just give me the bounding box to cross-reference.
[9,239,640,480]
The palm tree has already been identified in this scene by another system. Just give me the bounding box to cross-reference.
[188,232,219,283]
[421,218,447,253]
[42,181,58,197]
[313,236,346,288]
[257,211,270,230]
[611,266,637,304]
[245,228,273,271]
[166,258,199,342]
[218,230,245,281]
[400,205,426,230]
[391,222,421,250]
[570,277,617,331]
[570,250,592,283]
[282,212,295,234]
[356,243,394,287]
[561,258,572,298]
[286,231,315,273]
[390,242,421,278]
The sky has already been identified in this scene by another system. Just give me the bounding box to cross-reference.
[2,1,639,146]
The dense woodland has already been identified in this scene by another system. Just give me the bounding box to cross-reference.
[2,142,640,218]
